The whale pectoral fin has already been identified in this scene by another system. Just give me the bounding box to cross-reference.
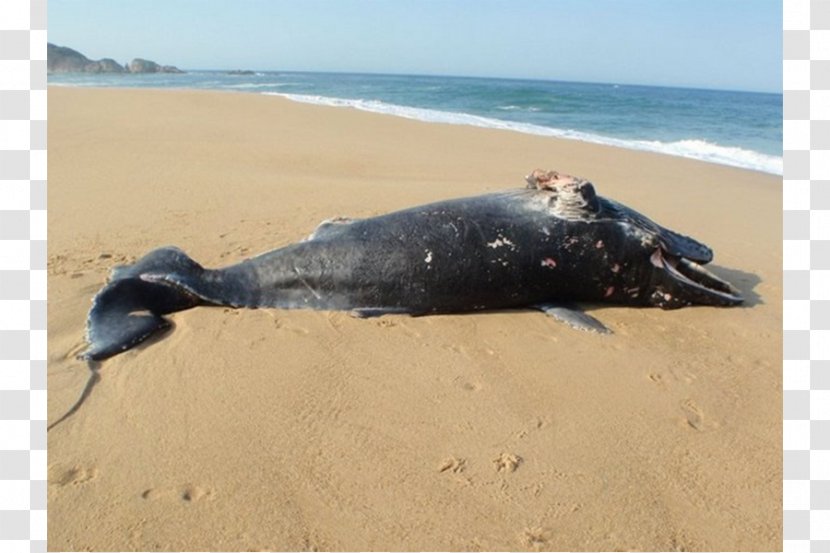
[349,307,416,318]
[534,303,612,334]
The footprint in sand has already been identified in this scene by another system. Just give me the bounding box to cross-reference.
[438,456,467,474]
[373,318,396,329]
[442,343,473,359]
[141,484,214,503]
[140,488,163,500]
[493,452,522,473]
[521,527,550,550]
[180,484,213,502]
[360,314,424,338]
[272,317,310,335]
[515,416,549,439]
[680,399,706,431]
[50,465,99,487]
[647,372,665,386]
[669,531,701,552]
[457,379,482,392]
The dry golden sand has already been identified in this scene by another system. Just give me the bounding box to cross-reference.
[48,86,781,551]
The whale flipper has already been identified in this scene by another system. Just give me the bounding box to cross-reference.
[534,303,612,334]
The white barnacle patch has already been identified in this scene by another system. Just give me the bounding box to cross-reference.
[622,224,656,249]
[625,286,640,298]
[595,240,604,249]
[636,229,658,249]
[611,263,621,273]
[486,234,516,250]
[489,257,510,267]
[424,250,433,263]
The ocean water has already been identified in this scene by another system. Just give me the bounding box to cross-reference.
[49,71,782,175]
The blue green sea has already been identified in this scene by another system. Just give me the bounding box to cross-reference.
[49,71,782,175]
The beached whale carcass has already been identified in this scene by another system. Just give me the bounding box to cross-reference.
[82,169,742,361]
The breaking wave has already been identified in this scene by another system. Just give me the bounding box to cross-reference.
[265,92,782,175]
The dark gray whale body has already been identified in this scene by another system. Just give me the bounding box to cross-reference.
[83,170,742,360]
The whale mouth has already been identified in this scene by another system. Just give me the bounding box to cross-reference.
[650,249,743,306]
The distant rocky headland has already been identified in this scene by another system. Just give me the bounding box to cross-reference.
[47,43,185,74]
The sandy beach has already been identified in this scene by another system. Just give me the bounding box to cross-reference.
[47,86,781,551]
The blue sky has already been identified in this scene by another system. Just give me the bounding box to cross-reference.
[49,0,781,93]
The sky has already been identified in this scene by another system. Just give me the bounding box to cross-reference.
[49,0,782,93]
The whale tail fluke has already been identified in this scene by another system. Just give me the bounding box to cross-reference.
[81,247,206,361]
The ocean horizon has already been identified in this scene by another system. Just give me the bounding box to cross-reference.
[48,70,783,175]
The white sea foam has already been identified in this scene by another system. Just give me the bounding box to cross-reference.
[497,105,541,112]
[265,92,782,175]
[223,82,299,89]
